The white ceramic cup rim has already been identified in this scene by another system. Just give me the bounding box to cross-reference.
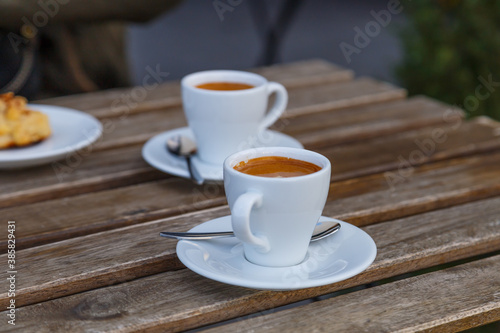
[224,147,331,182]
[181,70,268,95]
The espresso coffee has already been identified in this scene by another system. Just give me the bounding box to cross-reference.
[196,82,254,91]
[233,156,321,178]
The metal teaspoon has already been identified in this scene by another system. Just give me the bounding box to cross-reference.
[160,221,340,241]
[166,135,204,185]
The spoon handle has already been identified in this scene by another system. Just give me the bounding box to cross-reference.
[160,231,234,240]
[186,156,204,185]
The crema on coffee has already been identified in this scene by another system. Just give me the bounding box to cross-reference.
[233,156,321,178]
[196,82,254,91]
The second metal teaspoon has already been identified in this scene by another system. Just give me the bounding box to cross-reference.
[166,135,204,185]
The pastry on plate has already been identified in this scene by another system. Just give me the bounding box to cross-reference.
[0,93,51,148]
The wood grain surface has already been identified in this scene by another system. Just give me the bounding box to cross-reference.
[1,152,500,309]
[0,146,169,210]
[206,255,500,333]
[0,94,445,206]
[36,59,353,115]
[2,59,499,332]
[2,119,498,250]
[0,75,407,211]
[292,96,464,148]
[2,197,500,332]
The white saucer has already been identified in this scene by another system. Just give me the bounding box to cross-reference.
[0,104,102,169]
[142,127,303,181]
[176,216,377,290]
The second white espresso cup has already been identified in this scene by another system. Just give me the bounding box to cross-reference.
[224,147,331,267]
[181,70,288,165]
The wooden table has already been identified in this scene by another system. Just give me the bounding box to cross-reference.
[1,60,500,332]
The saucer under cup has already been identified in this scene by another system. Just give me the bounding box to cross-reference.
[176,216,377,290]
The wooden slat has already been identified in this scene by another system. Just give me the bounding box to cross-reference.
[0,145,169,209]
[3,197,500,332]
[207,255,500,333]
[283,77,406,118]
[1,179,226,250]
[1,151,500,308]
[2,120,499,249]
[289,96,464,148]
[327,116,500,182]
[35,59,354,116]
[329,151,500,226]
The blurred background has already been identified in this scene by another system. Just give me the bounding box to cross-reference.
[128,0,500,121]
[2,0,499,120]
[128,0,404,87]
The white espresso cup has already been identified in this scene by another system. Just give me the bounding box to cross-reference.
[223,147,331,267]
[181,70,288,165]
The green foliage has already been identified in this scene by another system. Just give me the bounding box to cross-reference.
[396,0,500,120]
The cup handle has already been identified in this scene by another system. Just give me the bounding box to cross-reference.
[231,191,270,253]
[258,82,288,132]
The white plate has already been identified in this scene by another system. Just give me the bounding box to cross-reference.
[0,104,102,169]
[176,216,377,290]
[142,127,303,181]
